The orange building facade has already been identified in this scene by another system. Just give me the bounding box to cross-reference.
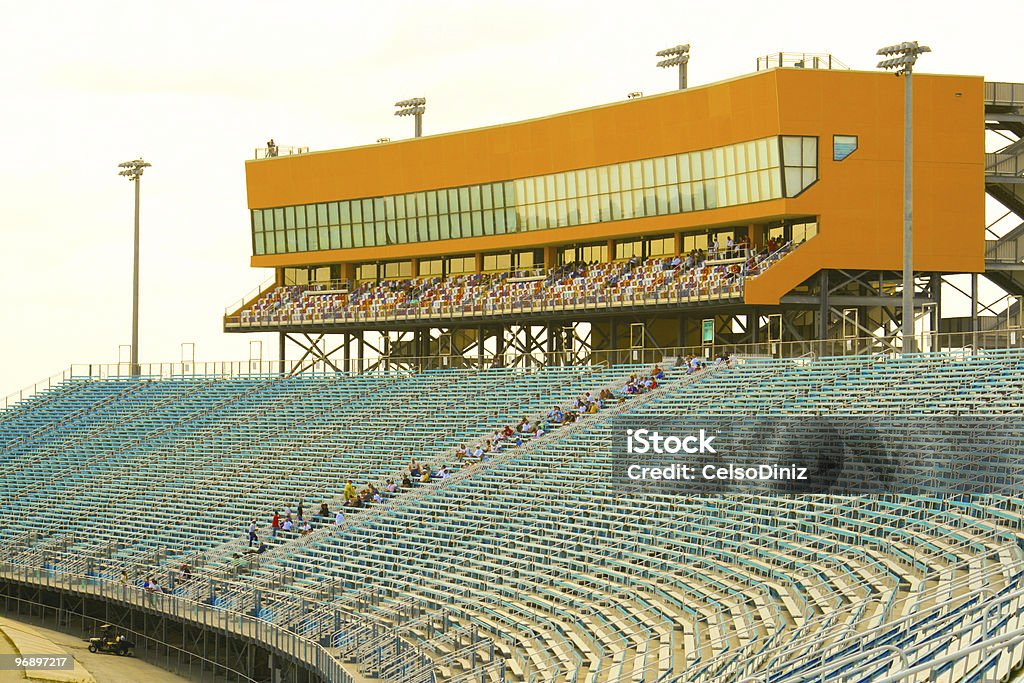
[244,67,984,306]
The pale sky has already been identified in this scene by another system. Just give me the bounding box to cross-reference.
[1,0,1020,398]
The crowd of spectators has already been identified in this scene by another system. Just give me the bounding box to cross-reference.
[238,242,793,325]
[243,364,672,552]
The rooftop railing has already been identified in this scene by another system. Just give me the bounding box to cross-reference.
[253,145,310,160]
[756,52,849,72]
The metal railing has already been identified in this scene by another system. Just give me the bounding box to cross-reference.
[985,81,1024,108]
[756,53,849,71]
[253,145,310,160]
[985,151,1024,177]
[0,563,353,683]
[986,237,1022,262]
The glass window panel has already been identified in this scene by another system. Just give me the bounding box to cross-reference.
[483,209,495,234]
[296,205,307,229]
[421,217,433,241]
[351,201,362,224]
[632,189,645,217]
[690,153,703,181]
[666,156,678,184]
[403,194,415,218]
[617,163,631,191]
[742,143,754,173]
[747,173,760,203]
[440,188,453,213]
[506,207,518,232]
[655,186,670,215]
[481,185,493,210]
[575,196,589,224]
[490,183,503,209]
[494,207,506,233]
[654,156,668,185]
[535,202,547,228]
[716,178,727,207]
[668,184,681,213]
[373,197,385,223]
[630,161,642,187]
[325,202,338,226]
[782,137,802,166]
[555,173,567,200]
[802,137,817,165]
[586,169,599,195]
[264,231,275,253]
[642,159,655,187]
[449,212,461,239]
[296,229,307,251]
[596,167,609,194]
[455,213,468,235]
[259,209,271,230]
[513,179,526,206]
[715,148,727,177]
[833,135,858,161]
[544,175,555,201]
[471,210,483,233]
[675,155,690,182]
[274,208,285,229]
[768,138,781,166]
[254,233,265,255]
[414,192,426,217]
[470,185,482,211]
[679,183,692,212]
[586,196,600,222]
[374,222,385,246]
[620,189,634,218]
[692,181,706,210]
[712,148,729,179]
[556,200,568,226]
[723,146,735,176]
[610,194,622,220]
[644,189,656,216]
[702,150,715,179]
[784,168,801,197]
[573,169,586,196]
[315,203,327,227]
[285,230,297,252]
[756,139,769,169]
[426,191,438,215]
[726,175,738,206]
[432,189,447,214]
[564,173,576,201]
[803,167,817,188]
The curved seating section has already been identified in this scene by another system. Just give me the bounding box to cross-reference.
[0,363,652,580]
[236,246,792,326]
[2,349,1024,683]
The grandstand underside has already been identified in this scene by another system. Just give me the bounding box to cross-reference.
[3,348,1024,682]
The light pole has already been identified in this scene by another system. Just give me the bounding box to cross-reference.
[117,158,151,375]
[394,97,426,138]
[877,41,930,353]
[656,44,690,90]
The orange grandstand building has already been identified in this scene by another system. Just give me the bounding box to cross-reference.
[227,59,1024,370]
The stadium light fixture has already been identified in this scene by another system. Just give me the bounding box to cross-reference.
[394,97,426,138]
[876,41,930,354]
[117,158,151,375]
[656,43,690,90]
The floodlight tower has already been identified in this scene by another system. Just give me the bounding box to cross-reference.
[656,44,690,90]
[877,41,930,353]
[394,97,427,138]
[117,158,152,375]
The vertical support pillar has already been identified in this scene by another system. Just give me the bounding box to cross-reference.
[971,272,979,350]
[278,332,286,373]
[818,270,830,340]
